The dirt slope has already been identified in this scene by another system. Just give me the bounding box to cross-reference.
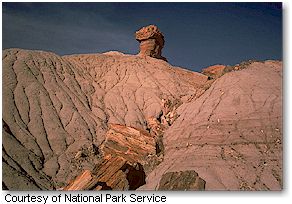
[2,48,208,190]
[2,48,282,190]
[141,61,282,190]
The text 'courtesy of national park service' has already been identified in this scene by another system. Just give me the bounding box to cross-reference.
[4,193,167,204]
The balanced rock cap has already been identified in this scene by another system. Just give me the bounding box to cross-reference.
[135,25,167,61]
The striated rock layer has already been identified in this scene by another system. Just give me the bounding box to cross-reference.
[135,25,167,61]
[64,124,159,190]
[140,60,283,190]
[2,47,282,190]
[2,48,207,190]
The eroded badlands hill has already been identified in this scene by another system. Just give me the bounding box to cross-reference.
[141,60,282,190]
[2,23,282,191]
[2,48,210,190]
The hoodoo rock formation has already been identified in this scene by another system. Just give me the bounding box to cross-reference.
[135,25,167,61]
[2,25,282,191]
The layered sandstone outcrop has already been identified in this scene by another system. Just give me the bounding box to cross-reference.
[135,25,167,61]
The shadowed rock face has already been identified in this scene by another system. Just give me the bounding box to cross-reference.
[63,156,146,191]
[135,25,167,61]
[158,170,205,190]
[64,124,158,190]
[2,48,282,191]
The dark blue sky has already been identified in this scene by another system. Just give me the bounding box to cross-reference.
[2,2,282,71]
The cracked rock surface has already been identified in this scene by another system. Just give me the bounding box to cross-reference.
[140,61,283,190]
[2,48,207,190]
[2,48,282,190]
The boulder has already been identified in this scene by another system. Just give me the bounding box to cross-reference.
[135,25,167,61]
[158,170,205,190]
[202,64,226,79]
